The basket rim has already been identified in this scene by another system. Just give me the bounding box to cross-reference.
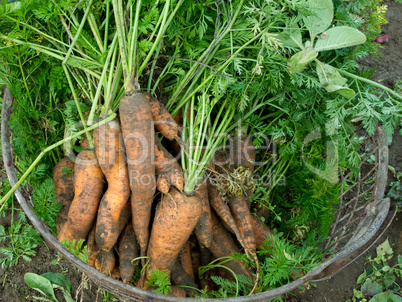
[0,86,394,301]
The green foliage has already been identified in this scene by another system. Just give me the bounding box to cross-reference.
[196,274,254,298]
[145,269,172,295]
[0,212,42,268]
[347,239,402,302]
[60,239,88,264]
[32,179,62,235]
[25,271,74,302]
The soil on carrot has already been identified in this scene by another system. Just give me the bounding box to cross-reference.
[0,1,401,301]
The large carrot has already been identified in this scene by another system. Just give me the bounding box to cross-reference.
[154,137,184,192]
[145,92,179,141]
[57,149,104,243]
[52,157,74,233]
[208,211,253,281]
[95,249,116,276]
[145,187,202,281]
[119,91,156,258]
[194,180,213,248]
[93,117,130,251]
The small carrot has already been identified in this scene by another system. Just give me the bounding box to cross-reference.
[52,157,74,233]
[207,180,247,251]
[118,222,138,283]
[94,118,131,252]
[145,187,202,282]
[178,241,194,281]
[194,180,213,248]
[119,91,156,258]
[145,92,179,141]
[171,259,199,297]
[57,149,104,244]
[154,137,184,192]
[87,225,99,268]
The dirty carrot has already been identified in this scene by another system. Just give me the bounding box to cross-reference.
[52,157,74,233]
[119,91,156,258]
[194,180,213,248]
[145,187,202,282]
[57,149,104,243]
[145,92,179,141]
[154,137,184,192]
[94,117,130,251]
[118,222,138,283]
[178,241,194,281]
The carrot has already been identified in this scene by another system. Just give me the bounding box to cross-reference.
[194,180,213,248]
[119,91,156,258]
[52,157,74,233]
[208,211,254,281]
[207,180,247,251]
[57,149,104,243]
[171,259,199,297]
[250,215,275,250]
[95,249,116,275]
[145,92,179,141]
[118,222,138,283]
[93,117,130,252]
[145,187,202,282]
[156,174,170,194]
[154,137,184,192]
[178,241,194,281]
[87,225,99,268]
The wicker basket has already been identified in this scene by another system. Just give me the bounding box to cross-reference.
[1,87,396,301]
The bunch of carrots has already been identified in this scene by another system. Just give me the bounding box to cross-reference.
[52,89,282,297]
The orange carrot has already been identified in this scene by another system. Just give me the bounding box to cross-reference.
[194,180,213,248]
[119,91,156,258]
[208,211,254,281]
[154,137,184,192]
[250,215,275,250]
[156,174,170,194]
[145,187,202,282]
[207,180,246,251]
[95,249,116,276]
[118,222,138,283]
[145,93,179,141]
[93,118,131,252]
[87,225,99,268]
[171,259,199,297]
[57,149,104,244]
[52,157,75,233]
[178,241,194,281]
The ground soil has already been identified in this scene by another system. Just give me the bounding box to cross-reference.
[0,1,401,301]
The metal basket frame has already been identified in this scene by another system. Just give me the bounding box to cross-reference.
[1,87,396,301]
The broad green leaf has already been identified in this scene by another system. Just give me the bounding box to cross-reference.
[314,26,366,52]
[383,272,396,290]
[315,62,355,98]
[325,85,355,99]
[369,291,402,302]
[357,270,367,285]
[398,255,402,265]
[24,273,58,302]
[41,272,71,292]
[287,49,318,73]
[303,0,333,37]
[376,239,393,259]
[361,279,384,297]
[275,21,303,49]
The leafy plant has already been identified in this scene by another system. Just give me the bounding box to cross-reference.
[347,239,402,302]
[25,272,74,302]
[59,239,88,264]
[387,172,402,208]
[0,211,42,268]
[145,269,172,295]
